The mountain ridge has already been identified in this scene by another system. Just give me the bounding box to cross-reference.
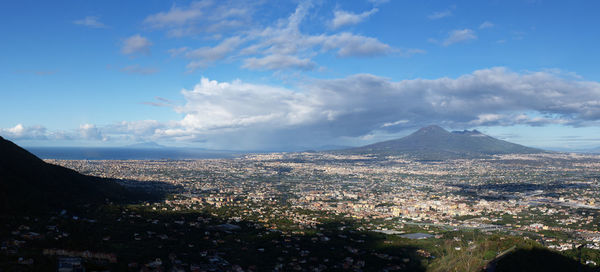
[125,141,168,149]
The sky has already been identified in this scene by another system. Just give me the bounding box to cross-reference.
[1,0,600,151]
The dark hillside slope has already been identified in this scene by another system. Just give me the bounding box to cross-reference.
[0,136,145,213]
[488,247,595,272]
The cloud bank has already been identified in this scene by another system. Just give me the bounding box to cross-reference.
[5,68,600,149]
[158,68,600,147]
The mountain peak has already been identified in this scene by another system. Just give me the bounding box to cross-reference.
[415,125,449,134]
[338,125,544,159]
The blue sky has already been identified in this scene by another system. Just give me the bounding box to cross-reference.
[2,0,600,150]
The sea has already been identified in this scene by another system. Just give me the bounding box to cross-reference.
[25,147,241,160]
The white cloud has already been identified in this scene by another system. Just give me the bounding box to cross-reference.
[243,55,316,71]
[177,77,316,129]
[235,4,393,68]
[143,1,207,28]
[121,34,152,55]
[0,124,107,142]
[168,47,189,57]
[8,124,25,135]
[141,77,319,146]
[105,120,165,141]
[428,10,452,20]
[0,124,47,140]
[143,0,254,37]
[320,32,392,57]
[79,124,107,141]
[330,8,378,29]
[184,36,244,70]
[73,16,106,28]
[479,21,495,29]
[146,68,600,148]
[469,113,504,125]
[382,120,409,127]
[160,2,401,72]
[443,29,477,46]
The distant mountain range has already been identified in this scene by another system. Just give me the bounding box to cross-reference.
[581,146,600,154]
[337,125,545,160]
[0,136,147,213]
[125,141,168,149]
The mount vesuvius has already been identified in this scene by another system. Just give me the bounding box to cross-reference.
[337,125,544,160]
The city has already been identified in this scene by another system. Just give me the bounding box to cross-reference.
[14,151,594,270]
[2,1,600,271]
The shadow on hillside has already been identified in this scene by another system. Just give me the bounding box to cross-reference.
[114,178,183,201]
[0,168,181,215]
[485,247,596,272]
[0,206,428,271]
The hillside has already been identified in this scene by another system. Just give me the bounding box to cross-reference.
[339,125,544,159]
[0,136,146,213]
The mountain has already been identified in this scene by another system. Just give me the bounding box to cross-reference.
[0,136,145,213]
[585,146,600,154]
[338,125,544,160]
[125,141,167,149]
